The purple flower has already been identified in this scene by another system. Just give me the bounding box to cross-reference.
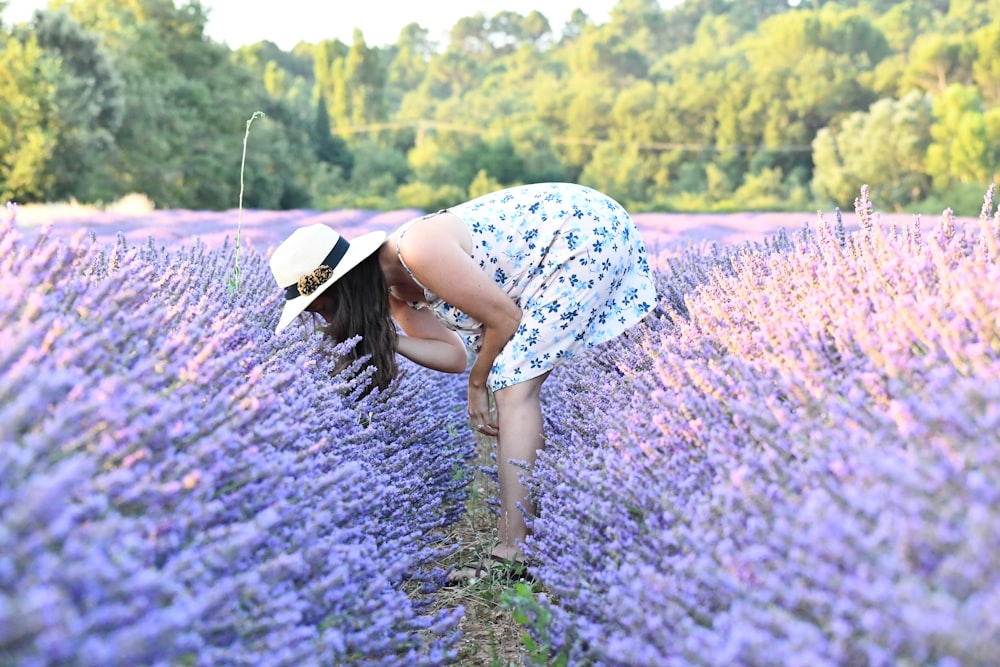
[1,220,470,665]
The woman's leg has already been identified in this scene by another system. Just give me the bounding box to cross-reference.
[491,371,550,561]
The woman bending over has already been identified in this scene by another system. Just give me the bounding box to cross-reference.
[269,182,657,569]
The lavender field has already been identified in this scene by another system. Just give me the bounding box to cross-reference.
[3,189,999,666]
[9,200,931,260]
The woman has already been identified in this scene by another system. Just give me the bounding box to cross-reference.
[269,182,657,570]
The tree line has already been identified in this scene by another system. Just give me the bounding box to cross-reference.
[1,0,998,214]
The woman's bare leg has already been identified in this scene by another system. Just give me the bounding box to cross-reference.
[491,371,550,561]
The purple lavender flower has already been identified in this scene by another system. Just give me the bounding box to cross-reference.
[525,196,1000,665]
[0,218,470,665]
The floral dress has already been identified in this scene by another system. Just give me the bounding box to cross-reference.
[397,182,657,392]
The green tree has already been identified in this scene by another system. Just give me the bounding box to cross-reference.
[407,134,525,192]
[926,84,1000,190]
[738,8,890,180]
[447,14,493,63]
[559,8,592,44]
[486,10,529,56]
[661,0,727,47]
[395,181,465,212]
[61,0,317,209]
[565,22,647,82]
[553,79,616,173]
[661,0,791,46]
[874,1,940,52]
[61,0,229,206]
[945,0,996,31]
[903,32,975,94]
[468,168,502,197]
[726,0,794,30]
[11,0,1000,212]
[811,91,934,209]
[342,29,386,127]
[313,38,348,125]
[339,140,409,203]
[234,39,315,82]
[385,23,432,109]
[424,50,480,98]
[506,121,567,184]
[729,166,810,211]
[608,0,668,57]
[521,10,553,49]
[312,92,354,178]
[647,18,753,190]
[608,80,658,145]
[579,141,663,207]
[233,41,315,115]
[0,34,59,201]
[971,21,1000,104]
[29,8,125,202]
[262,60,288,97]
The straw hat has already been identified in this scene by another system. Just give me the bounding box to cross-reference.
[270,224,387,332]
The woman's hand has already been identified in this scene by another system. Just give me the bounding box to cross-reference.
[395,212,518,439]
[468,381,498,437]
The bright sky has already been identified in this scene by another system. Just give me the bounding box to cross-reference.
[3,0,623,49]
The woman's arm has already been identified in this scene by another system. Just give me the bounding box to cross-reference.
[390,295,469,373]
[396,213,523,433]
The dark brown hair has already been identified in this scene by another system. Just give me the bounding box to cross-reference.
[315,253,398,391]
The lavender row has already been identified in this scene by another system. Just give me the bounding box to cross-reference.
[528,187,1000,665]
[19,207,937,261]
[0,222,473,666]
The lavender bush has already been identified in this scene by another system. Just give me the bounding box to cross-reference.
[529,187,1000,665]
[0,220,473,665]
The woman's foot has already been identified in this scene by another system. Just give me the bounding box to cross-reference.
[490,544,524,563]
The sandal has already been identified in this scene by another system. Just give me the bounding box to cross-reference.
[446,552,533,584]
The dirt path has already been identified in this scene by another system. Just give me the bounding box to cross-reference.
[432,435,533,666]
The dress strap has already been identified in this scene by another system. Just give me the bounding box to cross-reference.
[396,219,432,291]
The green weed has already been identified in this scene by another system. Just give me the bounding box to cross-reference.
[501,581,568,667]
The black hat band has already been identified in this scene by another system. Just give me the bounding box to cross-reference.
[284,236,349,300]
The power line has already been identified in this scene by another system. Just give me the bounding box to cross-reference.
[551,136,813,153]
[330,119,814,153]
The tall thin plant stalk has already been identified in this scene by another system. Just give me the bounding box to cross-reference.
[227,110,265,295]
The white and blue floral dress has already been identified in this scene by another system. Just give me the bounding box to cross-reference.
[397,182,657,392]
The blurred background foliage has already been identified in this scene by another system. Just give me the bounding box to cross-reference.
[1,0,998,214]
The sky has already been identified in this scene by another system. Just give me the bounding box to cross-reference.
[3,0,623,49]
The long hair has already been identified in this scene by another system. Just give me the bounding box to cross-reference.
[317,253,398,391]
